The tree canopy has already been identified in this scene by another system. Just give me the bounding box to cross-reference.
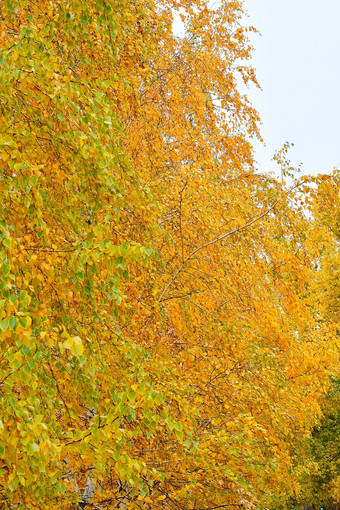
[0,0,339,509]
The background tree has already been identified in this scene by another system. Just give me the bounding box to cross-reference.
[291,173,340,510]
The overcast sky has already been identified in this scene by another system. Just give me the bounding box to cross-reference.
[245,0,340,176]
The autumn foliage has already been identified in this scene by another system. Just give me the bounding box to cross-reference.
[0,0,339,508]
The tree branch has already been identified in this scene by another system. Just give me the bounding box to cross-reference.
[158,198,279,302]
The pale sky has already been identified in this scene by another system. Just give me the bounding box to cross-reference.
[245,0,340,176]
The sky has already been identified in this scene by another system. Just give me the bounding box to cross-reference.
[244,0,340,176]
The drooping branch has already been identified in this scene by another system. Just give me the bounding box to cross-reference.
[158,198,280,302]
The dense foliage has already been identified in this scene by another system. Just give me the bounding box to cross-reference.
[0,0,339,509]
[291,176,340,509]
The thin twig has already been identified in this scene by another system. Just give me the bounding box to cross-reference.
[158,198,279,302]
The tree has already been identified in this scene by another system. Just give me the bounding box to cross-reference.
[292,173,340,509]
[0,0,165,506]
[0,0,338,508]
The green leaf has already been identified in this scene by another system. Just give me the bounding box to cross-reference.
[30,443,40,454]
[19,290,27,301]
[19,317,27,328]
[2,264,10,276]
[0,318,8,331]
